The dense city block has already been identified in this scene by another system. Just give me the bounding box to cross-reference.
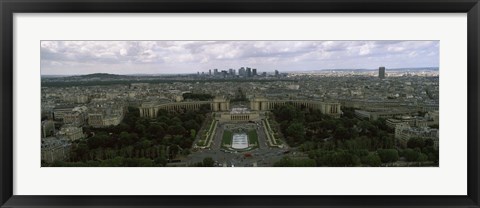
[41,67,439,167]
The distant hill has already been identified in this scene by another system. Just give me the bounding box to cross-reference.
[40,73,141,84]
[71,73,132,79]
[51,73,138,80]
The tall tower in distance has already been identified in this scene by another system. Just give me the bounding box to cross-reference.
[379,66,386,79]
[246,67,252,77]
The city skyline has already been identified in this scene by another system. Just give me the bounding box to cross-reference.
[41,40,439,75]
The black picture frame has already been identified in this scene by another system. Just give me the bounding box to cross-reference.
[1,0,479,207]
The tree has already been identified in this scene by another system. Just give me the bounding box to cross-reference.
[116,123,130,133]
[276,105,304,123]
[134,122,146,135]
[428,150,439,163]
[119,131,135,147]
[190,129,197,139]
[372,118,389,131]
[137,139,152,149]
[286,122,306,145]
[156,109,169,117]
[358,120,376,136]
[154,156,168,167]
[181,110,197,122]
[347,136,372,151]
[333,126,351,141]
[407,137,425,149]
[377,149,399,163]
[157,116,170,123]
[403,148,419,162]
[167,125,187,136]
[332,150,360,167]
[71,143,88,161]
[184,119,200,131]
[308,121,323,133]
[340,117,356,128]
[202,157,215,167]
[102,156,125,167]
[124,158,154,167]
[424,138,434,147]
[169,117,183,126]
[147,123,166,139]
[417,153,428,162]
[195,114,206,124]
[274,156,293,167]
[364,152,382,166]
[274,156,316,167]
[87,132,109,149]
[342,107,357,119]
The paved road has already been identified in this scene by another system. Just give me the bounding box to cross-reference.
[256,123,268,150]
[211,123,223,149]
[186,143,290,167]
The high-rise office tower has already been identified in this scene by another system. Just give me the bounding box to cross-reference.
[246,68,252,77]
[379,66,385,79]
[239,67,245,76]
[252,68,257,76]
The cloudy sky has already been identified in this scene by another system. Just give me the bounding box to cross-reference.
[41,40,439,75]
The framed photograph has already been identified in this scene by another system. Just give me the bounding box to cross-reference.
[1,0,479,207]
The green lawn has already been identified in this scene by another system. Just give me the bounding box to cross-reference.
[248,130,258,147]
[197,119,216,147]
[222,130,232,146]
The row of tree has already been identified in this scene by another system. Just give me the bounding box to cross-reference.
[275,146,437,167]
[47,106,210,167]
[48,156,162,167]
[271,105,438,166]
[183,93,214,101]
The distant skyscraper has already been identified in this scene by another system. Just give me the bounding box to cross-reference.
[214,69,219,75]
[209,69,212,76]
[229,68,233,75]
[275,70,279,77]
[246,67,252,77]
[252,68,257,76]
[379,66,385,79]
[233,69,236,76]
[239,67,246,76]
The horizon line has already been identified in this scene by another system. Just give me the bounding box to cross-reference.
[41,66,439,76]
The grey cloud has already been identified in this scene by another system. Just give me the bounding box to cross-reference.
[41,40,439,75]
